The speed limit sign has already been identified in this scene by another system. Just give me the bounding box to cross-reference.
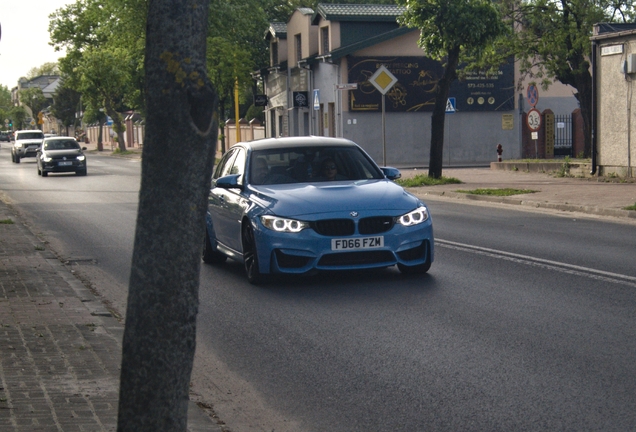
[527,108,541,131]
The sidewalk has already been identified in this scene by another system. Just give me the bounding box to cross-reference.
[0,201,222,431]
[400,166,636,221]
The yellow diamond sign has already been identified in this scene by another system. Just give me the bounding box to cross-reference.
[369,65,398,95]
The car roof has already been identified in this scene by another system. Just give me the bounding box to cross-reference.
[43,136,76,141]
[238,136,359,151]
[16,130,44,134]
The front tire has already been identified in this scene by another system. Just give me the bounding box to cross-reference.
[202,229,227,264]
[242,223,266,285]
[14,154,20,164]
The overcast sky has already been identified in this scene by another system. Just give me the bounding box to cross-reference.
[0,0,73,90]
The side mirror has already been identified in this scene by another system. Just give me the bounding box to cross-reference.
[213,174,243,190]
[381,167,402,180]
[82,147,87,151]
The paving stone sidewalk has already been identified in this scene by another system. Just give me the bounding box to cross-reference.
[0,201,221,431]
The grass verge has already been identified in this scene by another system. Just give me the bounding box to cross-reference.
[112,149,137,156]
[455,188,538,196]
[0,218,14,224]
[396,175,462,187]
[624,203,636,211]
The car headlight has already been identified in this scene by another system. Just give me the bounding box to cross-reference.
[77,155,86,161]
[43,156,52,162]
[261,215,309,233]
[397,206,429,226]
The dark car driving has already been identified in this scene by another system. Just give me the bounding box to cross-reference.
[37,137,88,176]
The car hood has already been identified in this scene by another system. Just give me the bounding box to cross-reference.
[251,180,421,218]
[45,149,84,157]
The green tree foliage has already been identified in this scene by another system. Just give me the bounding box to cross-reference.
[10,106,28,130]
[0,85,12,127]
[49,0,146,115]
[51,79,81,135]
[116,0,218,429]
[74,46,134,152]
[495,0,635,158]
[208,0,269,122]
[26,62,60,79]
[206,36,253,150]
[19,87,49,129]
[398,0,508,178]
[83,104,107,149]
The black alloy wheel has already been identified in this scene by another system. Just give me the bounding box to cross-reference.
[242,222,265,285]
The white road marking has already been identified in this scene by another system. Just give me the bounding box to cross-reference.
[437,238,636,287]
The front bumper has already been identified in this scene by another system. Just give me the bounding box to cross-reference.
[40,160,86,173]
[15,146,40,158]
[253,218,434,275]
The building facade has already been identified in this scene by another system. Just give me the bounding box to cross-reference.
[11,75,61,132]
[256,4,579,167]
[592,23,636,177]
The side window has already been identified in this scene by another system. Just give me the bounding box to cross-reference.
[213,149,237,180]
[228,148,246,185]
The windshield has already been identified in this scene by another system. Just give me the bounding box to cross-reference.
[44,140,80,150]
[17,132,44,140]
[249,145,384,185]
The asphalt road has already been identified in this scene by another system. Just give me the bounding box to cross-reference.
[1,149,635,431]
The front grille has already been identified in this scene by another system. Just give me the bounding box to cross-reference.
[312,219,354,236]
[318,250,394,267]
[359,216,394,234]
[397,240,428,261]
[275,250,311,269]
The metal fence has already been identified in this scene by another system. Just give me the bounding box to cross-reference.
[554,114,572,156]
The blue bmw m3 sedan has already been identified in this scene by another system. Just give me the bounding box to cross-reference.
[203,136,434,284]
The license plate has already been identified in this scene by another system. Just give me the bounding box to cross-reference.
[58,161,72,166]
[331,236,384,251]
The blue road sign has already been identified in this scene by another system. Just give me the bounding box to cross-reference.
[446,97,456,114]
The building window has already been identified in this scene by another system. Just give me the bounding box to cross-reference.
[321,27,329,55]
[295,34,302,64]
[271,42,278,66]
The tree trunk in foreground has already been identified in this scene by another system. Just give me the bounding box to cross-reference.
[428,46,460,179]
[573,70,593,158]
[117,1,217,431]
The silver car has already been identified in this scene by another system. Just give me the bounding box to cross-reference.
[11,130,44,163]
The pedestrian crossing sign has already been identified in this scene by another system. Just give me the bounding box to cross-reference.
[446,97,456,114]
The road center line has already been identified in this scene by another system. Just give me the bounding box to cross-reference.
[436,238,636,287]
